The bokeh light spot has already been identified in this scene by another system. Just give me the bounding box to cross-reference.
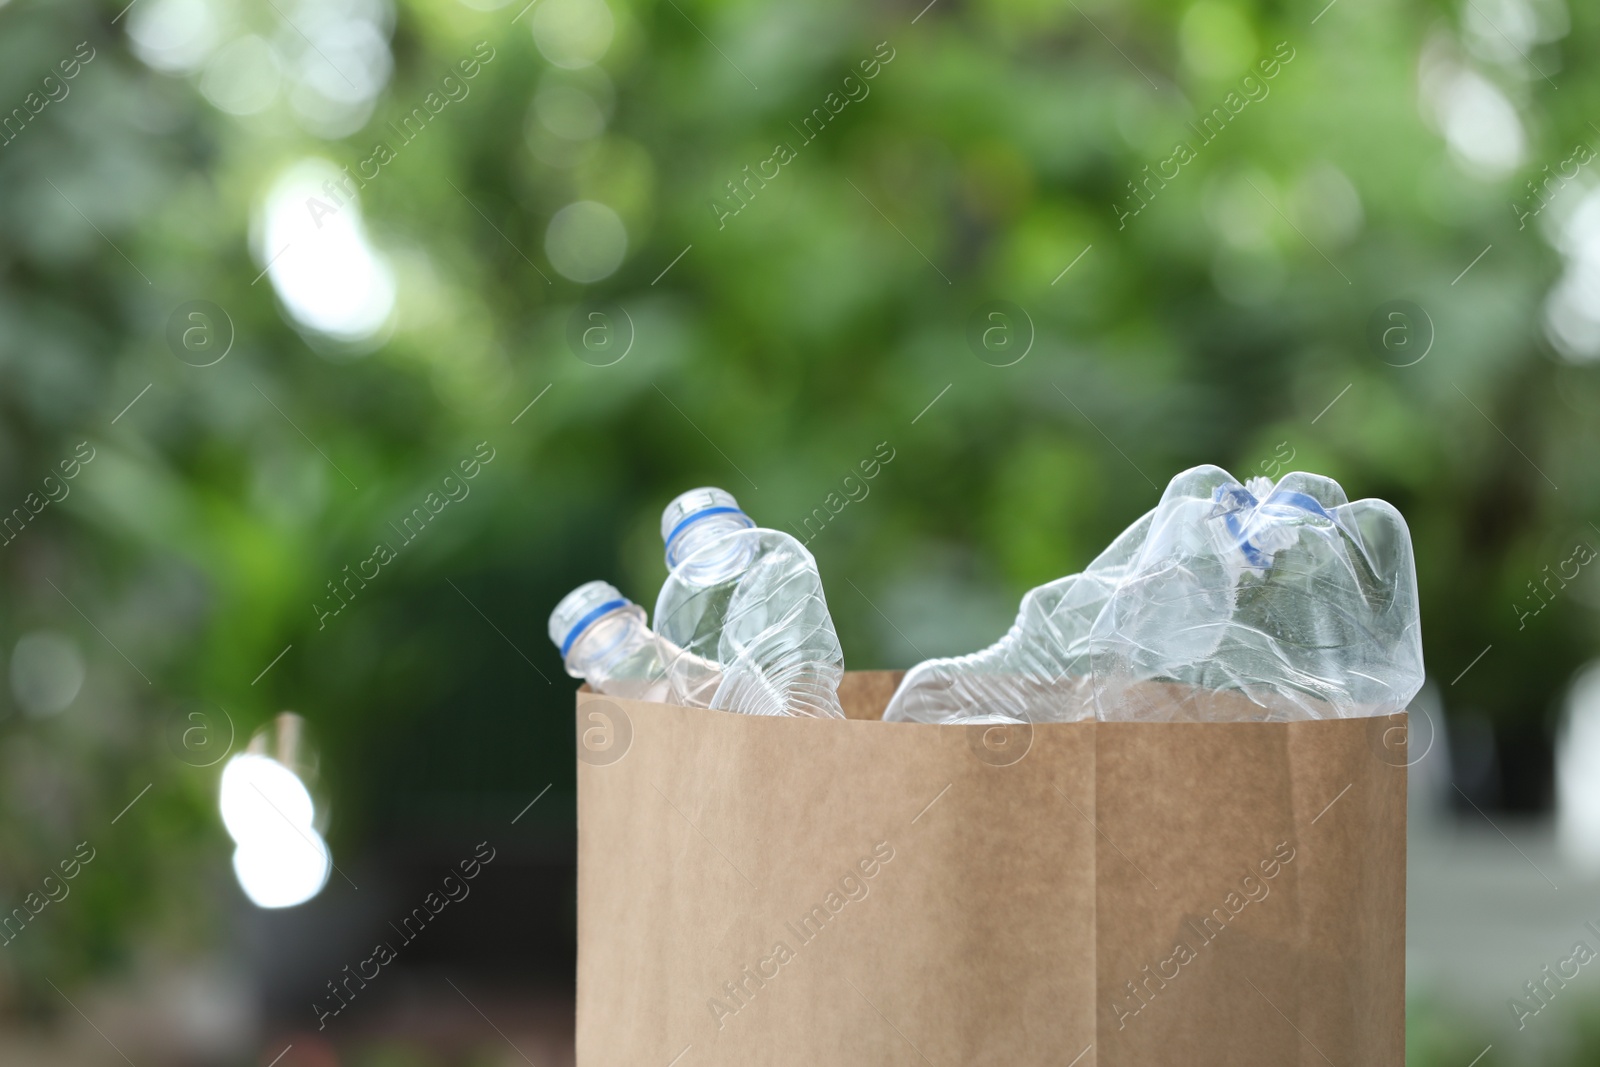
[545,200,628,282]
[9,631,87,718]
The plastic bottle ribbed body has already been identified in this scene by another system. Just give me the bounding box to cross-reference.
[881,508,1155,724]
[882,572,1117,723]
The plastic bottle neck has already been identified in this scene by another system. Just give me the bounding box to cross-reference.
[666,512,757,585]
[1215,481,1338,570]
[565,605,651,678]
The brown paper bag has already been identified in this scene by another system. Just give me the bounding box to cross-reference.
[575,671,1405,1066]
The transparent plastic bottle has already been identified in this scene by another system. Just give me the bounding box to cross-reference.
[548,580,688,703]
[884,465,1424,725]
[1088,466,1424,722]
[880,509,1152,724]
[653,488,846,718]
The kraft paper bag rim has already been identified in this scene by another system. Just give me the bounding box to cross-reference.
[574,670,1406,1067]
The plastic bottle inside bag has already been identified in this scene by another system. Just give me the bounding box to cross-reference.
[884,464,1424,724]
[549,580,714,703]
[881,514,1153,724]
[1088,466,1425,721]
[654,488,846,718]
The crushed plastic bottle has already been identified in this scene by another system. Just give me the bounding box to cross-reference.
[548,580,695,703]
[881,515,1152,724]
[1088,466,1424,721]
[884,465,1424,724]
[654,488,846,718]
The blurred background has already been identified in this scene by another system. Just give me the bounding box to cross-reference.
[1,0,1598,1061]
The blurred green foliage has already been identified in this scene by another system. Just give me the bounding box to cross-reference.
[1,0,1598,1055]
